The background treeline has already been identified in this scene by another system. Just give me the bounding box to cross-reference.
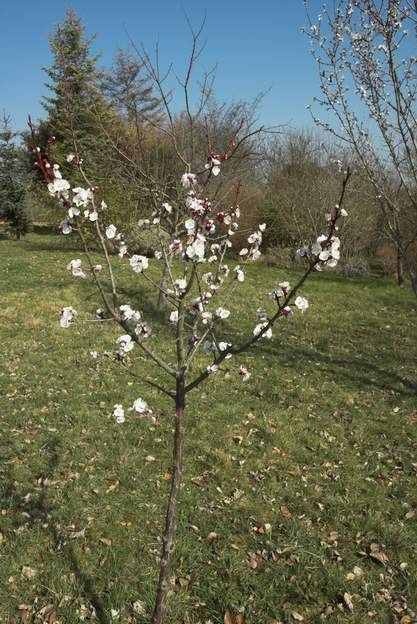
[1,8,414,279]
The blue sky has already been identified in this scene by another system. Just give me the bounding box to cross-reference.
[0,0,324,131]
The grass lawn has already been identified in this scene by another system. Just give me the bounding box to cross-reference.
[1,230,417,624]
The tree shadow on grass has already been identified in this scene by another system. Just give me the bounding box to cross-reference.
[24,237,84,254]
[1,439,111,624]
[257,340,417,398]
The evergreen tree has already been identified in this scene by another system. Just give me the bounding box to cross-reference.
[42,9,114,179]
[0,114,30,239]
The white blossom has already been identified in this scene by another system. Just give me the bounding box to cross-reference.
[120,304,141,323]
[68,206,80,218]
[181,173,197,188]
[113,404,125,424]
[239,366,251,381]
[132,398,152,417]
[205,157,221,176]
[170,310,179,323]
[117,334,134,355]
[184,218,196,233]
[295,296,309,312]
[72,187,93,208]
[59,219,73,235]
[174,278,187,293]
[59,306,77,328]
[186,236,205,261]
[66,259,86,278]
[130,255,149,273]
[106,224,117,239]
[48,177,70,198]
[253,322,272,338]
[235,266,245,282]
[216,307,230,319]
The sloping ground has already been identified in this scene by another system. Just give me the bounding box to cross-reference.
[0,232,416,623]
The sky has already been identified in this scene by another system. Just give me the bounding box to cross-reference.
[0,0,325,132]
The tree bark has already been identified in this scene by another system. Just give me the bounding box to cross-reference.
[152,377,185,624]
[402,253,417,299]
[396,248,404,287]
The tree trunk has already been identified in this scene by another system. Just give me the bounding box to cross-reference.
[402,254,417,299]
[152,377,185,624]
[396,248,404,287]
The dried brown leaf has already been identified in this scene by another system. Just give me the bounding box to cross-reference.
[224,610,233,624]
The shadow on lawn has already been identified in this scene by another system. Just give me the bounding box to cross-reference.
[258,341,417,398]
[2,440,111,624]
[24,237,84,254]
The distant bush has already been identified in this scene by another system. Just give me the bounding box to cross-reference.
[126,227,170,257]
[340,257,370,278]
[368,257,389,277]
[261,246,297,269]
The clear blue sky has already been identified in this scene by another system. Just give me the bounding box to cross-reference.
[0,0,324,132]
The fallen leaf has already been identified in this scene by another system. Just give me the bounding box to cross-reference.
[343,592,354,611]
[132,600,146,615]
[224,610,233,624]
[68,528,86,540]
[21,566,37,579]
[291,613,304,622]
[280,505,292,518]
[369,547,388,565]
[99,537,112,547]
[37,604,58,623]
[17,605,30,623]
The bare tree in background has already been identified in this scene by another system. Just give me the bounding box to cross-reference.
[102,49,161,123]
[100,22,274,307]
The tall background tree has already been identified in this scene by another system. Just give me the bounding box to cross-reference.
[42,9,112,173]
[0,113,30,239]
[305,0,417,295]
[101,49,161,123]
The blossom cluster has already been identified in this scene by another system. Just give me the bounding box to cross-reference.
[41,142,347,424]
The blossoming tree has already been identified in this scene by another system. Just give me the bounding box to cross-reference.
[304,0,417,295]
[29,27,351,624]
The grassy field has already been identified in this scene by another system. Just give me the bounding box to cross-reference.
[1,230,417,624]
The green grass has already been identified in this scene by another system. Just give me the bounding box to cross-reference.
[1,231,417,624]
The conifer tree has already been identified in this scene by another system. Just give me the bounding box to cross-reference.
[42,9,114,180]
[0,114,30,239]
